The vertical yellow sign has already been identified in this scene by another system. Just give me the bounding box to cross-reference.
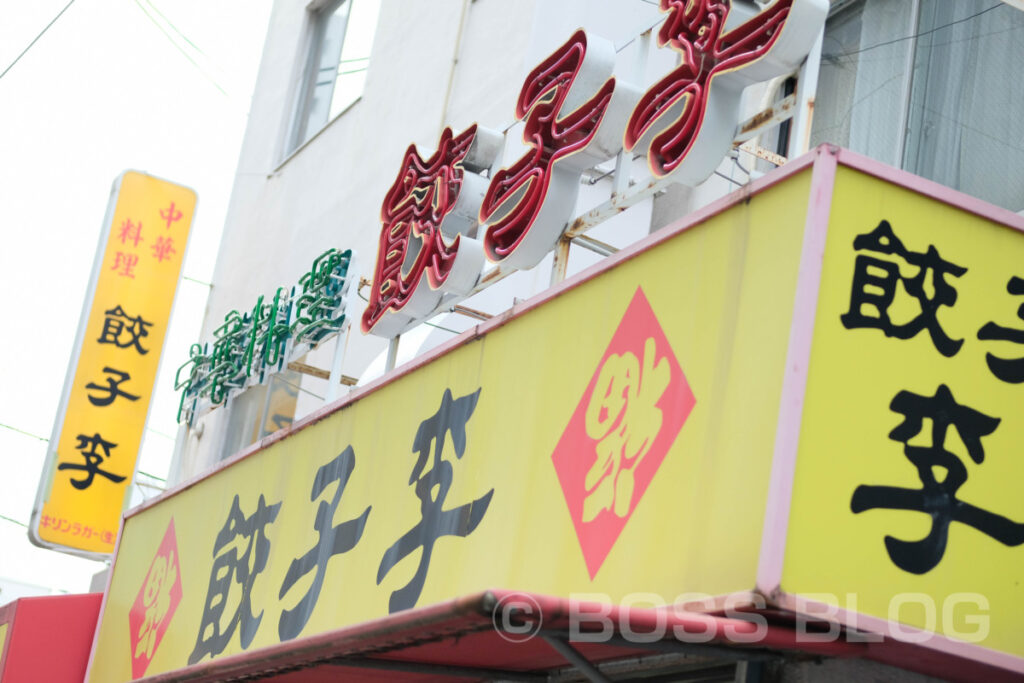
[30,171,196,557]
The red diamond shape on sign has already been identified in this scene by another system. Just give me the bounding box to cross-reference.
[552,286,695,579]
[129,518,183,679]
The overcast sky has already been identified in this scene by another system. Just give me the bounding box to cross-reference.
[0,0,273,596]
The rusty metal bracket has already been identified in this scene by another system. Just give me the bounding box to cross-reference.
[541,635,615,683]
[286,360,357,386]
[450,304,492,321]
[550,237,572,285]
[737,141,788,167]
[733,93,798,144]
[572,234,619,257]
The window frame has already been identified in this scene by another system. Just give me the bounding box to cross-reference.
[811,0,1024,211]
[284,0,359,158]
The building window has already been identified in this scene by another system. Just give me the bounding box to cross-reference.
[287,0,381,153]
[811,0,1024,212]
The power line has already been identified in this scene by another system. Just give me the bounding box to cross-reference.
[132,0,227,95]
[183,274,213,287]
[824,21,1024,68]
[141,0,208,57]
[146,427,177,441]
[272,373,325,401]
[824,3,1004,61]
[0,513,28,528]
[0,423,48,442]
[0,422,169,482]
[0,0,76,82]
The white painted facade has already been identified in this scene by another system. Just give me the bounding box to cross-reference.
[155,2,1024,679]
[171,0,804,479]
[170,0,1024,488]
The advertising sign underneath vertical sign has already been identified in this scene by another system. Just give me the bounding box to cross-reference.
[30,171,196,557]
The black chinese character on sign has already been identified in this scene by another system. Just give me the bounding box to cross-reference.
[977,275,1024,384]
[851,384,1024,574]
[57,433,126,490]
[97,305,152,355]
[377,388,494,614]
[189,494,281,664]
[278,447,370,641]
[84,367,141,407]
[841,220,967,357]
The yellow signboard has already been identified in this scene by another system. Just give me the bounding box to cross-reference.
[86,150,1024,680]
[781,164,1024,659]
[87,169,813,681]
[30,171,196,557]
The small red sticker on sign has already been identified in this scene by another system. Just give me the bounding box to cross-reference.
[129,518,183,678]
[552,287,695,578]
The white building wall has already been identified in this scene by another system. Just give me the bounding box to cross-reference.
[157,4,1017,679]
[173,0,803,480]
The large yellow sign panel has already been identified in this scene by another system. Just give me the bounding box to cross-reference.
[31,171,196,556]
[783,167,1024,658]
[88,171,812,681]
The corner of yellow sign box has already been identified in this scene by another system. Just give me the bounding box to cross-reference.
[780,166,1024,659]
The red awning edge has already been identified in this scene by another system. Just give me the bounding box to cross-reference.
[132,590,1017,683]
